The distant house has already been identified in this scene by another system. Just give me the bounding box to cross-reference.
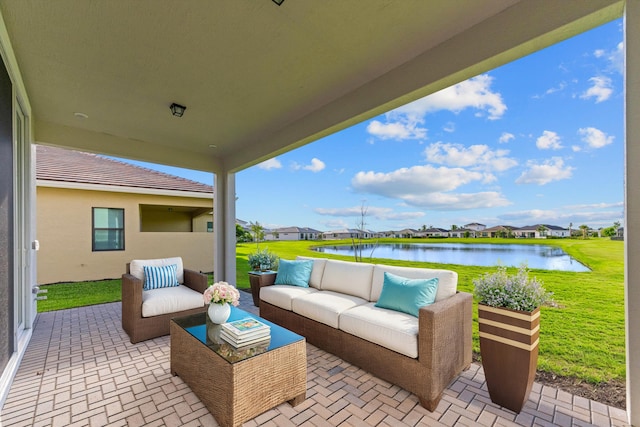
[399,228,420,238]
[515,224,569,238]
[36,145,214,284]
[482,225,517,238]
[265,226,323,241]
[322,228,376,240]
[449,227,476,238]
[464,222,486,232]
[236,219,250,231]
[420,227,450,238]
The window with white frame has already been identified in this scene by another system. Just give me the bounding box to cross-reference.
[92,207,124,251]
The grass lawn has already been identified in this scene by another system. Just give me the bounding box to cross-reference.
[238,238,625,384]
[40,237,624,384]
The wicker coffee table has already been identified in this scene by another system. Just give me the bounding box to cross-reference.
[170,307,306,427]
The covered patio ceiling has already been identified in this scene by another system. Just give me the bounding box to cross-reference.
[0,0,624,174]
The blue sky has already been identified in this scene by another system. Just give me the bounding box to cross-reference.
[123,19,624,233]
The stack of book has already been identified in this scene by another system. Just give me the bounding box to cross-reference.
[220,317,271,348]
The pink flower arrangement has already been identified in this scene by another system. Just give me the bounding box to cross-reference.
[203,281,240,306]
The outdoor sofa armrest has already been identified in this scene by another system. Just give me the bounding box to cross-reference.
[183,269,208,293]
[418,291,472,382]
[262,273,277,287]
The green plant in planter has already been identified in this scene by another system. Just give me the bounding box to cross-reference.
[473,264,555,413]
[473,264,554,311]
[247,248,279,271]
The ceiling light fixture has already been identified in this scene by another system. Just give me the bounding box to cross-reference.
[170,103,186,117]
[73,112,88,119]
[272,0,284,5]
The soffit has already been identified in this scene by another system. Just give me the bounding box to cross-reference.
[0,0,623,172]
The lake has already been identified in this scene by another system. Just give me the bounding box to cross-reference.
[313,242,590,272]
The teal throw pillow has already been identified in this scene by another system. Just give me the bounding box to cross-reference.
[143,264,179,290]
[374,272,439,317]
[274,259,314,287]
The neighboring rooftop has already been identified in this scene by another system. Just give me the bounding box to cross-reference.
[36,145,213,194]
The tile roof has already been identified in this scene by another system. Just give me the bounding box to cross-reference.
[272,226,323,233]
[36,145,213,194]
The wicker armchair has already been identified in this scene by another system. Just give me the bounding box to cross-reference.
[122,257,208,343]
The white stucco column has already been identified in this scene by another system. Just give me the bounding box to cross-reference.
[625,1,640,424]
[213,170,237,286]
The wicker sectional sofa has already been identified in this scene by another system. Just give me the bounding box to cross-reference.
[259,256,472,411]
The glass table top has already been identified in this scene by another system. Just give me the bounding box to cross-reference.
[172,306,304,364]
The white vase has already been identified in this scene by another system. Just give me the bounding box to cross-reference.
[208,302,231,324]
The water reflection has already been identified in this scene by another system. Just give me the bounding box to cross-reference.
[314,243,590,272]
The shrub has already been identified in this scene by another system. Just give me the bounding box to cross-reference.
[247,248,279,271]
[473,265,554,312]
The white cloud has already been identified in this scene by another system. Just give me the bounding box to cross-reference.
[578,127,614,149]
[424,142,517,172]
[499,132,515,144]
[394,74,506,121]
[352,165,483,197]
[367,74,507,141]
[580,76,613,103]
[566,201,623,210]
[572,145,582,152]
[292,158,326,172]
[498,206,623,228]
[443,122,456,133]
[321,219,349,229]
[366,119,427,141]
[534,81,567,98]
[595,42,623,75]
[515,157,574,185]
[257,158,282,170]
[401,191,511,210]
[545,81,567,95]
[314,206,424,221]
[349,164,510,210]
[305,158,326,172]
[536,130,563,150]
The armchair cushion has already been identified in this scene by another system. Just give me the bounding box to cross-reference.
[130,257,184,284]
[143,264,179,290]
[141,285,205,317]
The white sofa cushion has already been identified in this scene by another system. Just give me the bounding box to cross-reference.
[291,290,368,328]
[320,259,374,300]
[260,284,319,311]
[296,256,327,289]
[339,303,419,358]
[130,257,185,284]
[371,265,457,302]
[141,285,203,317]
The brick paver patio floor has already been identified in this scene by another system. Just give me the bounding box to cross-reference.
[0,297,631,426]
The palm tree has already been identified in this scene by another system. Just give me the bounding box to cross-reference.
[579,224,589,239]
[536,225,548,238]
[249,221,265,247]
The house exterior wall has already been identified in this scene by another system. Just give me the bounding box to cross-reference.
[140,209,193,232]
[193,215,212,233]
[36,186,214,284]
[276,232,299,241]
